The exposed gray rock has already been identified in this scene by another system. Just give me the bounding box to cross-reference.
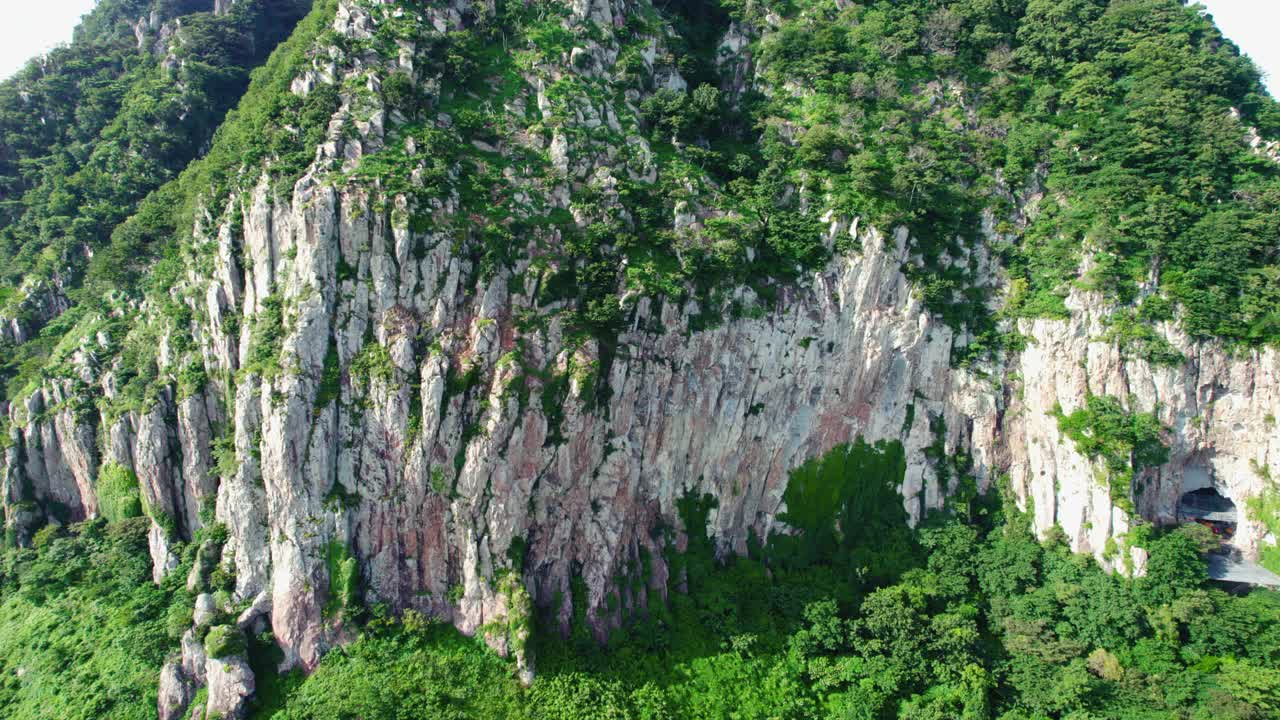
[205,655,255,720]
[134,393,188,545]
[187,538,223,593]
[194,593,218,628]
[1006,284,1280,567]
[177,389,221,535]
[182,628,209,684]
[149,522,181,584]
[157,660,194,720]
[236,591,272,636]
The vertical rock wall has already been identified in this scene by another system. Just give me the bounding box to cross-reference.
[1007,289,1280,566]
[0,3,1275,715]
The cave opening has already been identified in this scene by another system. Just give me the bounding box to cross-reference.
[1177,486,1238,541]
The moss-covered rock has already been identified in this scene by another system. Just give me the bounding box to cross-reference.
[204,624,247,660]
[96,464,142,524]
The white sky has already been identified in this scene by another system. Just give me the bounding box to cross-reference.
[0,0,98,80]
[0,0,1276,90]
[1197,0,1279,94]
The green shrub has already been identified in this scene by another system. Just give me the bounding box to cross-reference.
[212,432,240,478]
[447,584,465,604]
[324,541,361,617]
[166,602,195,640]
[1055,395,1169,510]
[177,364,209,400]
[29,524,62,550]
[244,294,286,377]
[1246,485,1280,574]
[0,516,191,719]
[272,618,524,719]
[313,340,341,413]
[769,438,915,584]
[96,464,142,524]
[204,624,246,659]
[349,342,395,385]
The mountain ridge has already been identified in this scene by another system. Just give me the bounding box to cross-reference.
[0,1,1278,718]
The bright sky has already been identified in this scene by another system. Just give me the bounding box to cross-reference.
[0,0,1276,91]
[1197,0,1279,94]
[0,0,98,80]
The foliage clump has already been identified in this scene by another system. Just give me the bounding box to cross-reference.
[1054,394,1169,510]
[1245,483,1280,574]
[349,341,396,386]
[324,540,360,618]
[96,463,142,524]
[272,611,525,719]
[204,623,247,659]
[770,438,915,584]
[263,484,1280,720]
[5,446,1280,720]
[243,293,287,377]
[0,518,192,719]
[0,0,316,400]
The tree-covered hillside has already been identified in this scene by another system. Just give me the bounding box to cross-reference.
[0,518,191,719]
[744,0,1280,355]
[0,0,309,398]
[2,0,1279,410]
[0,1,1278,719]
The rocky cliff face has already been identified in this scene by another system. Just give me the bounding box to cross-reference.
[1007,288,1280,566]
[1,0,1278,717]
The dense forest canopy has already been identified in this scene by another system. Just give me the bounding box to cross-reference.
[0,0,310,401]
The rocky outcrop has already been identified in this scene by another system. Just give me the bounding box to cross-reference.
[150,523,181,584]
[206,655,255,720]
[194,593,218,628]
[182,628,209,684]
[158,660,195,720]
[158,621,217,720]
[1006,288,1280,566]
[0,275,72,347]
[1,387,98,534]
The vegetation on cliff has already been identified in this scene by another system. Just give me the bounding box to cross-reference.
[4,444,1278,719]
[0,0,1278,719]
[4,0,1280,416]
[1054,394,1169,511]
[0,0,313,399]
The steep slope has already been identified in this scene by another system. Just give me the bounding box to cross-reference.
[0,0,311,377]
[0,518,191,720]
[0,1,1278,718]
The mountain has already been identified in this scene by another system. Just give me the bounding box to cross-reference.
[0,0,1278,718]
